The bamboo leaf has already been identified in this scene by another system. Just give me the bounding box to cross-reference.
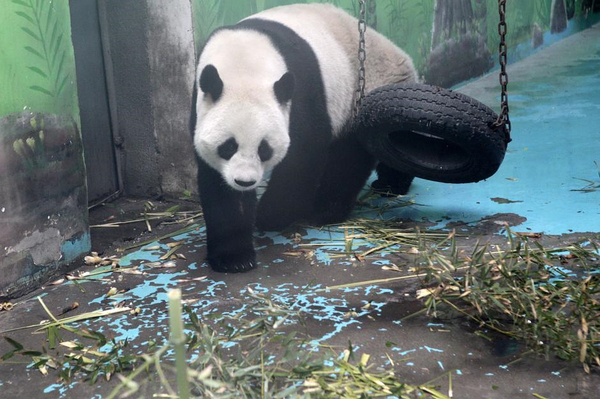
[47,325,59,349]
[56,74,69,96]
[52,33,63,66]
[21,26,41,41]
[55,52,66,83]
[24,45,44,59]
[11,0,31,7]
[29,85,54,97]
[28,66,48,79]
[15,10,35,24]
[1,350,18,362]
[21,351,43,356]
[49,20,58,49]
[44,1,53,33]
[4,336,24,351]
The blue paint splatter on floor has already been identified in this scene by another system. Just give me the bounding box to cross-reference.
[423,345,444,353]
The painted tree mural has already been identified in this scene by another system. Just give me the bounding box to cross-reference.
[190,0,600,85]
[551,0,569,33]
[425,0,492,87]
[12,0,70,98]
[431,0,475,48]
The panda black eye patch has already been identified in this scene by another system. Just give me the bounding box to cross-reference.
[217,137,238,160]
[258,139,273,162]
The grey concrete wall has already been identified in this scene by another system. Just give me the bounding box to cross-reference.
[101,0,197,198]
[148,0,198,196]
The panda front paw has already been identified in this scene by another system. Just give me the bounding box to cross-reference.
[207,251,257,273]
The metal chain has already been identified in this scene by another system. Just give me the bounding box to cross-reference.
[494,0,512,144]
[354,0,511,146]
[353,0,367,118]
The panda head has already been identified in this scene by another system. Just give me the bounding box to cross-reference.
[194,64,295,191]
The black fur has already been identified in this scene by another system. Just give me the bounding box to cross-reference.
[190,79,198,136]
[200,64,223,101]
[258,139,273,162]
[311,130,377,225]
[371,163,414,196]
[217,137,238,160]
[274,72,295,104]
[196,154,258,273]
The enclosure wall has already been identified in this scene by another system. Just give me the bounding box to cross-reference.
[101,0,197,198]
[0,0,89,298]
[192,0,600,88]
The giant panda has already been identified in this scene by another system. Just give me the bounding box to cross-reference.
[191,3,417,273]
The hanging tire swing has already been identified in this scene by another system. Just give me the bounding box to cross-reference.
[354,0,512,184]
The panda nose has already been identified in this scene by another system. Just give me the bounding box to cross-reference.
[235,179,256,188]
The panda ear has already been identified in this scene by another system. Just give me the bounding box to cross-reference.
[274,72,295,104]
[200,64,223,102]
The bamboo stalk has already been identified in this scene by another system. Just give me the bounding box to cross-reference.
[322,266,470,291]
[105,344,169,399]
[0,307,131,335]
[168,289,190,399]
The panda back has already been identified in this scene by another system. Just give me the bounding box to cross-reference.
[249,4,417,136]
[249,4,355,137]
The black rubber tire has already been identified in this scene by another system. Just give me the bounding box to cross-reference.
[354,83,509,184]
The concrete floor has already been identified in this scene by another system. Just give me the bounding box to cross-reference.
[1,23,599,399]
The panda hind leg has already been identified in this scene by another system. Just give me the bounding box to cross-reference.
[310,134,376,226]
[371,163,414,197]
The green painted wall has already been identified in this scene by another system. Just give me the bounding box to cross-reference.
[0,0,88,298]
[0,0,79,121]
[191,0,599,83]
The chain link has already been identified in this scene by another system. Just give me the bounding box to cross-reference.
[353,0,367,118]
[494,0,512,144]
[354,0,511,146]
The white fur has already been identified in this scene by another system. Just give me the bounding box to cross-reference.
[194,4,417,191]
[194,30,290,191]
[251,4,418,136]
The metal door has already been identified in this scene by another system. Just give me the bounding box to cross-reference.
[69,0,120,204]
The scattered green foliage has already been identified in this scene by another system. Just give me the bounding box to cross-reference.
[0,297,135,383]
[2,289,449,398]
[413,228,600,372]
[180,189,193,200]
[109,287,450,398]
[2,207,599,395]
[307,217,599,371]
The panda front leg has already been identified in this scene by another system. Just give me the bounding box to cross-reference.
[196,156,258,273]
[371,163,414,196]
[310,134,376,225]
[256,139,329,231]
